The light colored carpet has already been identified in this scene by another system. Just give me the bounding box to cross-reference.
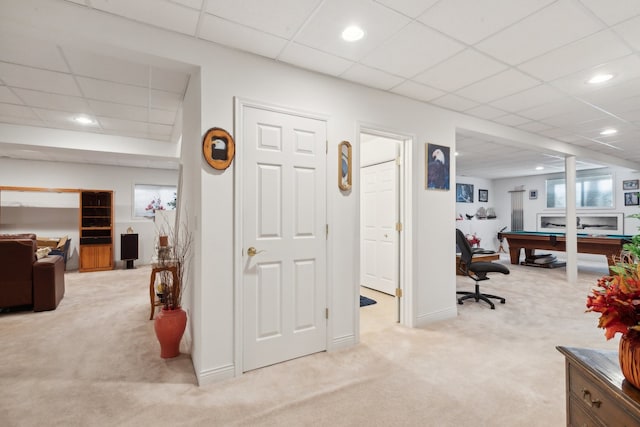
[0,259,618,426]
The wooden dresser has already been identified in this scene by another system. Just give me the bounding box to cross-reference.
[557,346,640,426]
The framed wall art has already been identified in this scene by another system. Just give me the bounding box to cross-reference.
[623,179,639,190]
[478,189,488,202]
[338,140,352,191]
[456,183,473,203]
[425,143,450,190]
[203,127,235,170]
[625,192,639,206]
[529,190,538,200]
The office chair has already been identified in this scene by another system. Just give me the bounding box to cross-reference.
[456,228,510,309]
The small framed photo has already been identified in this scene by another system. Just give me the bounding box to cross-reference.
[623,179,639,190]
[529,190,538,200]
[625,192,639,206]
[456,183,473,203]
[478,189,488,202]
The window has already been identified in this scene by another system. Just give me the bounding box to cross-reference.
[545,173,613,208]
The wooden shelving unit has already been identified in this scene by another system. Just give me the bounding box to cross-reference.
[79,190,113,272]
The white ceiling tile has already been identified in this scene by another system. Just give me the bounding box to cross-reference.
[550,55,640,96]
[63,46,149,87]
[294,0,410,61]
[150,67,190,93]
[12,88,89,113]
[0,86,23,104]
[464,105,507,120]
[99,116,147,133]
[492,114,530,126]
[374,0,439,18]
[519,98,587,120]
[205,0,319,38]
[0,103,38,119]
[429,94,478,111]
[149,123,173,136]
[170,0,203,10]
[413,49,507,92]
[77,77,148,107]
[0,114,45,127]
[90,0,200,36]
[538,106,607,128]
[390,80,444,102]
[278,43,354,76]
[199,13,288,59]
[150,90,182,111]
[340,64,404,91]
[0,63,81,96]
[517,121,553,132]
[150,108,177,125]
[63,0,88,4]
[418,0,555,45]
[614,15,640,50]
[0,31,69,72]
[518,30,631,81]
[489,84,565,112]
[361,22,464,78]
[476,0,604,65]
[580,0,640,25]
[32,107,97,128]
[618,108,640,122]
[455,68,539,103]
[88,99,148,122]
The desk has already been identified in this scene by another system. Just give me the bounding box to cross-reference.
[455,253,500,275]
[501,231,631,267]
[149,262,179,320]
[557,346,640,426]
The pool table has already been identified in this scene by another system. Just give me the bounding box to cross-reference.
[501,231,631,267]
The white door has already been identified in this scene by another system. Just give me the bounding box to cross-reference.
[242,105,327,372]
[361,160,398,295]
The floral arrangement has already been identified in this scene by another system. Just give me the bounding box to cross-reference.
[587,212,640,340]
[586,260,640,339]
[145,195,165,212]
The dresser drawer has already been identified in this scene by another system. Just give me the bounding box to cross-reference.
[569,363,640,426]
[568,395,603,427]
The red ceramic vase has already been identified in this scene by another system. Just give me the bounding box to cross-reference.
[154,307,187,358]
[619,332,640,389]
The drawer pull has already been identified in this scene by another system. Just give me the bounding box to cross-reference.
[581,389,602,408]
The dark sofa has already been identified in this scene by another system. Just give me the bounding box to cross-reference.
[0,234,65,311]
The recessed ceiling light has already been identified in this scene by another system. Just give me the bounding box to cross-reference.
[73,115,95,125]
[341,25,364,42]
[600,128,617,136]
[588,73,613,84]
[535,166,544,171]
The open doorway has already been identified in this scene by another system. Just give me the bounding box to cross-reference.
[358,129,411,334]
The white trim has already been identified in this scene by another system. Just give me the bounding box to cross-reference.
[233,97,330,375]
[415,306,458,327]
[196,364,235,386]
[331,334,356,349]
[357,124,415,332]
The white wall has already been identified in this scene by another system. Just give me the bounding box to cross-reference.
[455,176,503,251]
[0,158,178,269]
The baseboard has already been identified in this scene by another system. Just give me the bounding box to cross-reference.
[415,306,457,327]
[196,364,235,386]
[330,334,356,351]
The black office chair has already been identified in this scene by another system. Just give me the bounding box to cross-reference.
[456,229,510,309]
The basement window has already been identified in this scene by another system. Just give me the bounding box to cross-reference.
[546,173,613,209]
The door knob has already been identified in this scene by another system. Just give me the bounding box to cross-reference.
[247,247,264,257]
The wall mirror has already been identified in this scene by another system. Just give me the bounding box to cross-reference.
[338,141,352,191]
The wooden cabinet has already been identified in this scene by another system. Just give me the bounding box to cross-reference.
[79,191,113,272]
[557,346,640,426]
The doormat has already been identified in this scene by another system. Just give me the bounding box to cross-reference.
[360,295,377,307]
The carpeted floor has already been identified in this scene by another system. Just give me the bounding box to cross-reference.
[0,259,618,426]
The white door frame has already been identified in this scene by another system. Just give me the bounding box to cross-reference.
[357,124,414,331]
[233,97,330,376]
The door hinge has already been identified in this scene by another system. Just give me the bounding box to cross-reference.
[326,224,329,239]
[396,222,403,232]
[325,308,329,319]
[395,288,403,298]
[396,156,402,166]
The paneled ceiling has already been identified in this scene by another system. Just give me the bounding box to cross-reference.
[1,0,640,177]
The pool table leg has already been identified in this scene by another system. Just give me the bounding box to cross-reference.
[509,247,520,264]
